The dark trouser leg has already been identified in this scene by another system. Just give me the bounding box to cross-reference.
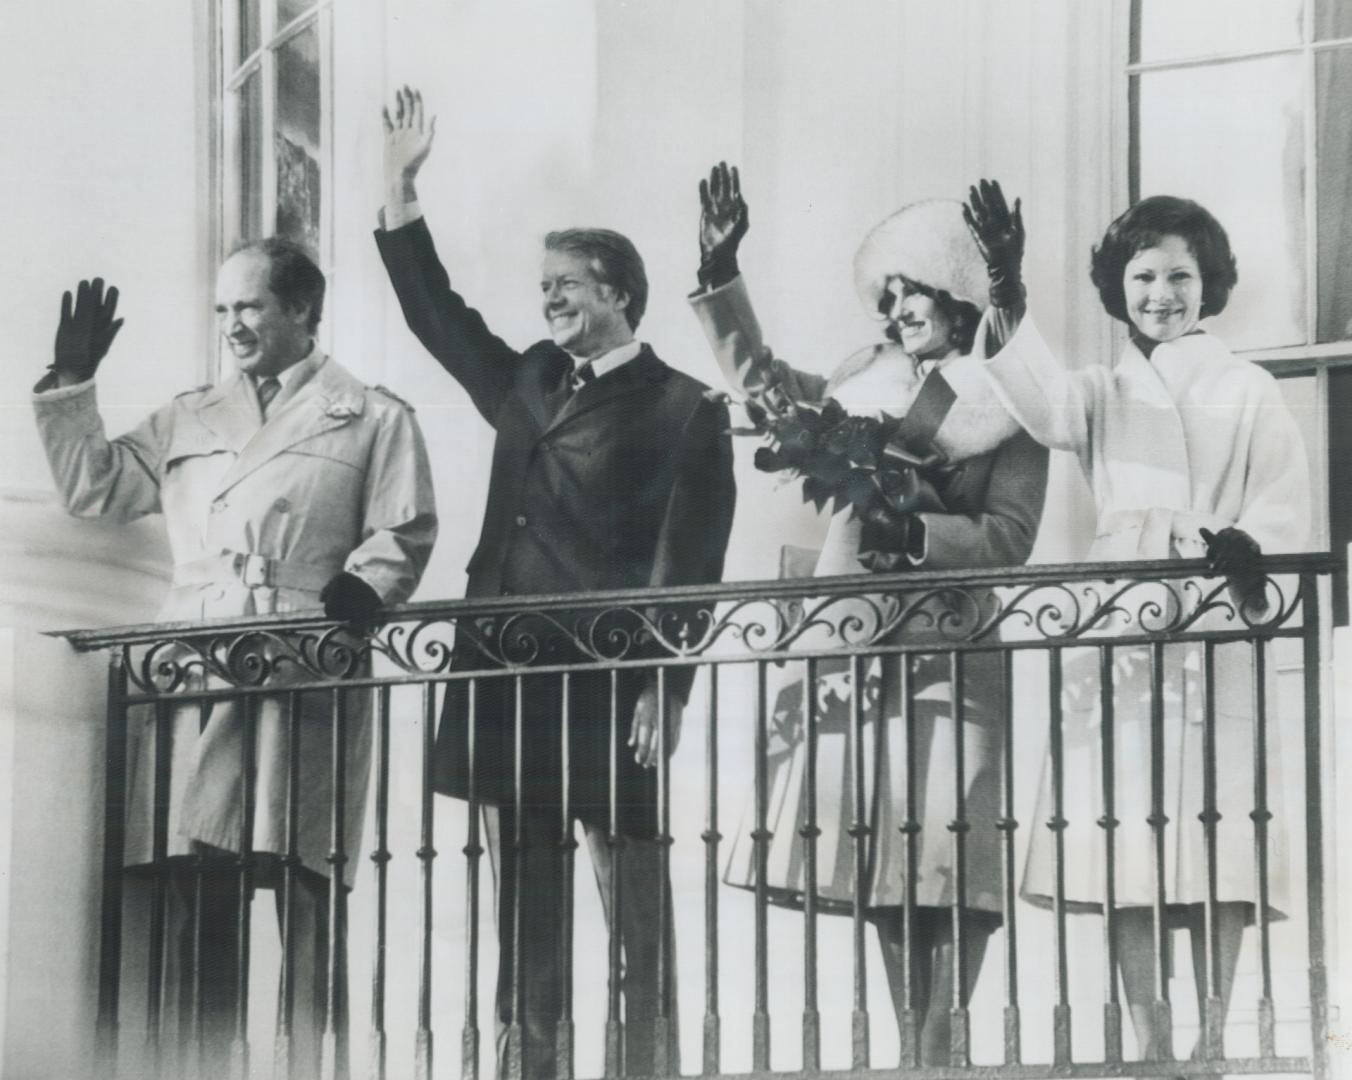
[171,859,242,1072]
[1116,906,1165,1059]
[489,805,566,1080]
[276,867,346,1080]
[872,907,995,1067]
[585,826,679,1077]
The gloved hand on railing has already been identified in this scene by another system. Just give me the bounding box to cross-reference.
[321,571,383,626]
[1199,525,1266,616]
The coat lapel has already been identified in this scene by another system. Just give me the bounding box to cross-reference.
[214,353,365,496]
[194,377,262,453]
[1107,339,1192,512]
[544,347,664,435]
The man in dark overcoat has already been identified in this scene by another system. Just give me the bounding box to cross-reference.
[374,87,736,1079]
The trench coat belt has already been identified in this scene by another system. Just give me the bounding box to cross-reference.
[172,551,334,592]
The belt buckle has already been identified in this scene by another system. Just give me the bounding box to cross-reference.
[236,552,272,588]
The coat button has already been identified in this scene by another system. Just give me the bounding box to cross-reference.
[515,514,528,527]
[210,499,226,513]
[273,497,291,513]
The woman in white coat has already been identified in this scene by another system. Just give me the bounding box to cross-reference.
[982,196,1311,1058]
[691,165,1047,1064]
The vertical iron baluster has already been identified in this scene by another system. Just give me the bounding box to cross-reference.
[752,660,771,1071]
[370,692,392,1080]
[1098,647,1122,1064]
[508,676,525,1080]
[702,665,722,1076]
[848,653,870,1070]
[463,678,483,1080]
[190,776,206,1080]
[275,691,302,1079]
[320,689,348,1080]
[899,656,920,1067]
[231,694,258,1080]
[1300,574,1330,1080]
[557,673,576,1080]
[1147,640,1173,1058]
[97,653,129,1070]
[801,659,821,1072]
[417,682,436,1080]
[997,650,1021,1065]
[653,667,673,1077]
[146,700,172,1076]
[948,652,971,1067]
[189,844,205,1080]
[605,670,623,1079]
[1047,649,1072,1064]
[369,687,391,1080]
[1199,641,1224,1059]
[1251,641,1276,1058]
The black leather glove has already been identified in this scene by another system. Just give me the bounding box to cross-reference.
[962,179,1025,310]
[49,278,124,386]
[857,507,925,572]
[320,571,383,625]
[1199,526,1265,613]
[697,161,749,290]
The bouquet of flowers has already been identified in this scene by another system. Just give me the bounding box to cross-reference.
[708,369,950,567]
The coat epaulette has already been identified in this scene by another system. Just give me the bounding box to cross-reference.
[370,384,415,412]
[174,383,213,399]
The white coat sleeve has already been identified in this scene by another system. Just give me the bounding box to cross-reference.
[688,274,830,403]
[1232,376,1312,555]
[31,378,167,521]
[981,312,1100,455]
[344,398,439,605]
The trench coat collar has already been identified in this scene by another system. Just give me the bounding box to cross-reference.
[210,352,366,496]
[544,345,666,435]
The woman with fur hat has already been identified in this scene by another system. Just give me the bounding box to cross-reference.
[689,164,1047,1064]
[981,195,1311,1059]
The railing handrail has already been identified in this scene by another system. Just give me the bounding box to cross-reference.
[50,551,1344,651]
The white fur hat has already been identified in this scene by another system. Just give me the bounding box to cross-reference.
[853,199,988,317]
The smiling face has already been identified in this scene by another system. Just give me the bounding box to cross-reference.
[214,251,312,376]
[1122,233,1204,344]
[539,248,633,360]
[882,276,956,361]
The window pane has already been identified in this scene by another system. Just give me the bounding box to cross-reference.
[1135,0,1303,64]
[1316,0,1352,41]
[278,0,319,28]
[1135,56,1306,350]
[274,26,322,252]
[224,72,263,247]
[1316,48,1352,342]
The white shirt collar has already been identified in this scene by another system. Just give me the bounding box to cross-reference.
[250,341,316,391]
[571,339,641,385]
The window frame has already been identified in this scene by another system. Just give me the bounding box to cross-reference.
[210,0,335,374]
[1125,0,1352,619]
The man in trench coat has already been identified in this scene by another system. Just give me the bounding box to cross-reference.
[375,88,735,1079]
[32,242,437,1078]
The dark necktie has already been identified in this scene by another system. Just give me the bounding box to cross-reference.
[572,362,596,391]
[257,376,281,418]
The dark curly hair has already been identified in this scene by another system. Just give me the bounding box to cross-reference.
[879,279,981,355]
[1089,195,1237,324]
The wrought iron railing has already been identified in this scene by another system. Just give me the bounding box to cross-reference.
[59,554,1340,1080]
